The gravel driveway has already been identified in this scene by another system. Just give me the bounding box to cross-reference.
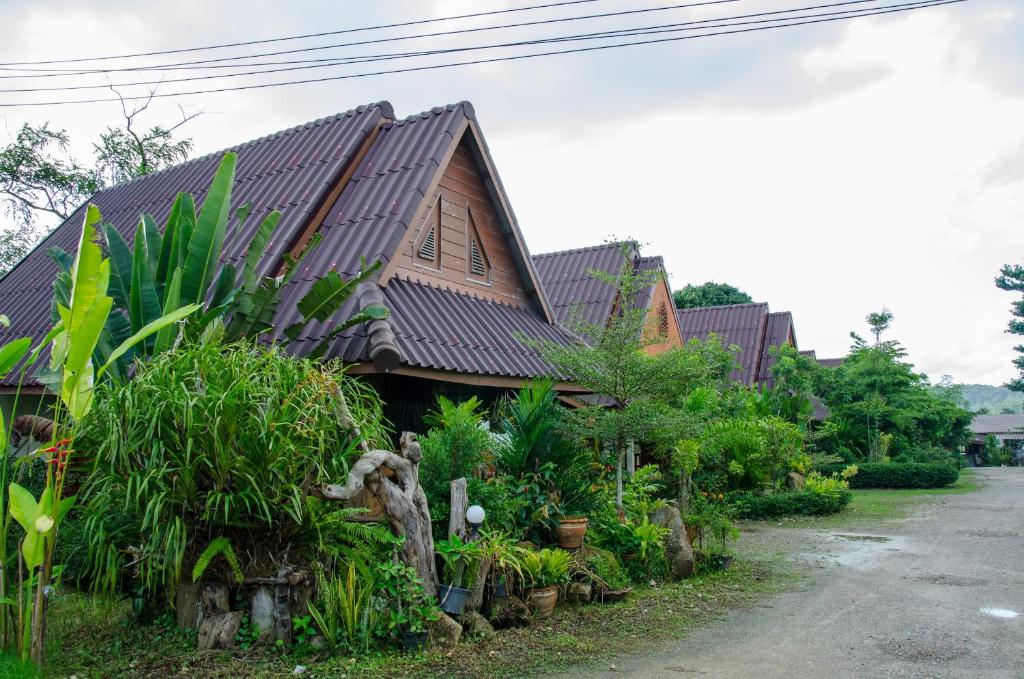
[593,467,1024,679]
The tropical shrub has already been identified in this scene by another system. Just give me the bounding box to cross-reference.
[589,466,670,583]
[567,546,631,593]
[696,414,804,491]
[729,489,851,518]
[73,340,391,603]
[435,534,484,589]
[522,548,570,588]
[815,461,958,489]
[418,396,494,537]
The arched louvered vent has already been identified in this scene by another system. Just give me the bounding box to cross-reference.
[470,238,485,277]
[418,225,437,261]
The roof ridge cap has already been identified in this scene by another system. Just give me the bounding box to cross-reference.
[101,101,393,192]
[533,241,635,259]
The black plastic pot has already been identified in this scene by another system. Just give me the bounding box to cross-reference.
[402,630,429,653]
[492,578,509,599]
[438,583,470,614]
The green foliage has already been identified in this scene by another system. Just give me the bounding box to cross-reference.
[191,537,242,584]
[418,396,493,537]
[74,341,389,603]
[435,535,484,589]
[48,154,386,382]
[477,530,528,591]
[697,414,804,491]
[672,281,753,310]
[766,344,818,427]
[567,546,631,592]
[816,461,959,489]
[995,263,1024,391]
[953,383,1024,414]
[813,328,972,460]
[494,380,599,531]
[588,467,670,583]
[522,548,570,588]
[307,561,379,653]
[729,488,852,519]
[376,560,440,635]
[865,308,894,344]
[685,491,738,553]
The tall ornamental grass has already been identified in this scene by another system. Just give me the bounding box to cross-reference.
[73,340,391,602]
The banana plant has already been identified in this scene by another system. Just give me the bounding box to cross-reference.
[4,205,201,666]
[48,152,389,379]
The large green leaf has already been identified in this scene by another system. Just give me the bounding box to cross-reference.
[176,193,196,275]
[241,210,281,292]
[129,220,161,337]
[60,205,114,418]
[181,154,236,305]
[156,197,183,287]
[153,268,184,355]
[97,303,201,380]
[104,224,134,310]
[142,214,161,275]
[305,305,389,360]
[285,259,383,342]
[8,482,38,533]
[0,337,31,378]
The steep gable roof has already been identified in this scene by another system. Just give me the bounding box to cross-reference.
[533,242,628,329]
[757,311,797,388]
[0,103,390,383]
[0,101,572,385]
[676,302,769,385]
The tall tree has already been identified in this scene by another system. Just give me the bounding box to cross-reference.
[673,281,753,309]
[0,91,198,276]
[865,308,894,345]
[996,263,1024,392]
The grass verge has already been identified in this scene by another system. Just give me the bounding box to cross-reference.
[43,557,798,679]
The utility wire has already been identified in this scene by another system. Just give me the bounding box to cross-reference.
[0,0,895,93]
[0,0,604,66]
[0,0,744,77]
[0,0,964,108]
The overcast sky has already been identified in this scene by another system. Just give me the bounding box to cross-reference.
[2,0,1021,385]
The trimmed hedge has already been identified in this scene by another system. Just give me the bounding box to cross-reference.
[817,462,959,489]
[729,489,852,519]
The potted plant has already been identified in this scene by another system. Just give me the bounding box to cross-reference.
[479,530,527,599]
[555,515,589,550]
[435,535,483,615]
[379,560,441,653]
[522,548,570,618]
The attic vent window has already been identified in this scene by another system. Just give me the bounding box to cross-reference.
[658,303,669,337]
[418,225,437,261]
[470,239,485,277]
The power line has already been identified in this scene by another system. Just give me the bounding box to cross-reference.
[0,0,964,108]
[0,0,603,67]
[0,0,893,93]
[0,0,744,77]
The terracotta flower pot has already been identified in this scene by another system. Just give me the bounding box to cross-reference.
[528,585,559,618]
[556,516,589,549]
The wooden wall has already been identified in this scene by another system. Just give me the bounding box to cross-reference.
[643,276,683,355]
[387,139,529,307]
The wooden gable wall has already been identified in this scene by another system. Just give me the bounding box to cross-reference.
[385,137,530,307]
[643,275,684,355]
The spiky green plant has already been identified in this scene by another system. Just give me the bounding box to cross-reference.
[74,341,391,603]
[191,537,242,584]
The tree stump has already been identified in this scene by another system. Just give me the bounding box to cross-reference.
[322,432,438,595]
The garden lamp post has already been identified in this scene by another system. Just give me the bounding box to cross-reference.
[466,505,485,539]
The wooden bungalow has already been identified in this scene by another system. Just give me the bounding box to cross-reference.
[0,101,583,432]
[532,242,684,355]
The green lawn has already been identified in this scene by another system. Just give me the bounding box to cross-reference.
[745,469,981,531]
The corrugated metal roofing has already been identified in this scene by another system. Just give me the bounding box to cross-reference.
[818,357,844,368]
[375,277,573,378]
[533,243,625,329]
[676,303,769,385]
[0,100,573,385]
[970,414,1024,435]
[757,311,796,388]
[0,103,389,384]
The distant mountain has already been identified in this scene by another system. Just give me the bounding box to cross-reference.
[958,384,1024,414]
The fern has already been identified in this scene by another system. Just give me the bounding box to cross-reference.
[192,537,243,584]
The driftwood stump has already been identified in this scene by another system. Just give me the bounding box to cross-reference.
[322,432,438,595]
[449,477,468,541]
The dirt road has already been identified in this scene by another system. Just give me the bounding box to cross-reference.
[592,468,1024,679]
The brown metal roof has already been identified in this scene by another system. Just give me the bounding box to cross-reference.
[757,311,797,388]
[818,357,844,368]
[0,100,572,385]
[0,103,389,385]
[970,414,1024,436]
[675,303,769,385]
